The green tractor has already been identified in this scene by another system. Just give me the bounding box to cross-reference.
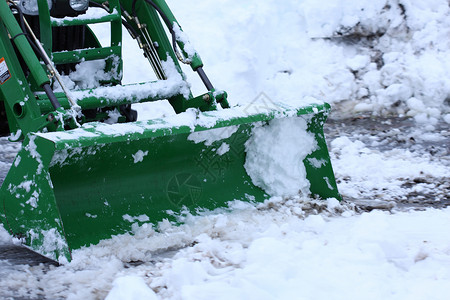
[0,0,340,263]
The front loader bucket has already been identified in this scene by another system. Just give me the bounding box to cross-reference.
[0,103,340,262]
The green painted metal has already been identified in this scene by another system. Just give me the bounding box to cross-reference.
[0,1,50,89]
[1,104,340,262]
[36,90,216,114]
[50,10,122,27]
[0,0,341,262]
[150,0,204,70]
[51,46,122,65]
[0,2,53,138]
[37,0,52,56]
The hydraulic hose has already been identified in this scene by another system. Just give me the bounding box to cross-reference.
[42,84,61,109]
[90,1,140,39]
[131,0,219,92]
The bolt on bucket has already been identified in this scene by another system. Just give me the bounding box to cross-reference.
[0,103,340,262]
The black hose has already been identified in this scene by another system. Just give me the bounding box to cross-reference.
[131,0,138,19]
[9,4,39,54]
[142,0,174,30]
[9,3,50,64]
[121,18,139,39]
[91,1,140,39]
[42,84,61,109]
[9,3,27,32]
[88,1,102,8]
[131,0,216,92]
[143,0,179,55]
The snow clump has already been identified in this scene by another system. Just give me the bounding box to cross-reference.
[245,117,317,197]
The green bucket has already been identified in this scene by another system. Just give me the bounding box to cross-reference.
[0,103,340,262]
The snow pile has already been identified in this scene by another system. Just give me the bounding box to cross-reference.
[53,58,120,91]
[2,201,450,299]
[148,207,450,300]
[106,276,158,300]
[302,0,397,38]
[169,0,450,123]
[55,56,190,105]
[244,117,317,197]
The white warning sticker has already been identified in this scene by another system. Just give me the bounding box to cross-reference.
[0,57,12,85]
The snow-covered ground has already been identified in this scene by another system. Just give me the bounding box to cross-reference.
[1,0,449,299]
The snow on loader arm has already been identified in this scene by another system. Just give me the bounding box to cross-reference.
[0,0,340,263]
